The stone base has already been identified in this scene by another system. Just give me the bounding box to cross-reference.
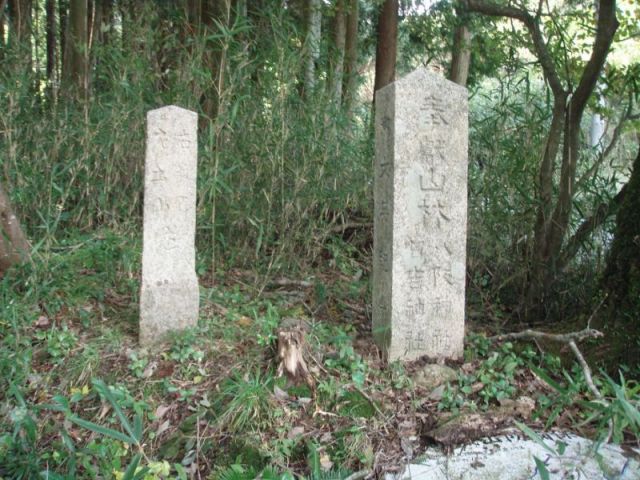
[139,278,199,346]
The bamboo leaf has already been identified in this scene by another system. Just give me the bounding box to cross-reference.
[515,421,556,455]
[530,365,565,393]
[67,415,135,444]
[92,379,138,442]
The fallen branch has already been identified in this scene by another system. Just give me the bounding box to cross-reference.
[269,278,313,289]
[488,327,603,344]
[487,310,613,441]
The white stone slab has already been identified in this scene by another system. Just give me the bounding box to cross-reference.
[140,105,199,345]
[373,68,468,361]
[391,432,640,480]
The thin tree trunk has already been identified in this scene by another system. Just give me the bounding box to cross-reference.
[342,0,358,117]
[63,0,88,100]
[329,0,346,106]
[7,0,31,43]
[449,23,471,86]
[88,0,98,51]
[0,0,7,63]
[304,0,321,97]
[373,0,397,93]
[186,0,201,33]
[0,181,30,275]
[45,0,55,81]
[7,0,32,66]
[201,0,231,122]
[59,0,67,76]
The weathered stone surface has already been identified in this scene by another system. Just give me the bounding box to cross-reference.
[412,364,457,391]
[390,431,640,480]
[373,68,468,361]
[140,105,199,345]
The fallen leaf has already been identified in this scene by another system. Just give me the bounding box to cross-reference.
[320,451,333,471]
[155,405,171,419]
[273,386,290,402]
[287,426,305,439]
[237,316,253,327]
[35,316,50,328]
[143,361,158,378]
[157,420,171,436]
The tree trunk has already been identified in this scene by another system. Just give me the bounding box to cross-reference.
[186,0,201,33]
[7,0,32,66]
[602,142,640,299]
[201,0,231,122]
[88,0,98,51]
[373,0,397,94]
[0,0,6,63]
[342,0,358,117]
[303,0,321,97]
[63,0,88,100]
[449,23,471,86]
[328,0,346,106]
[59,0,68,75]
[45,0,56,82]
[0,181,30,275]
[7,0,31,43]
[601,141,640,363]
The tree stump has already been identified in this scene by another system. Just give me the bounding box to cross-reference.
[276,317,315,389]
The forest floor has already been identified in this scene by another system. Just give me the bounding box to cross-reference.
[0,231,639,479]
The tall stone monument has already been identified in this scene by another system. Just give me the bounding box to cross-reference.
[140,106,199,346]
[373,68,468,361]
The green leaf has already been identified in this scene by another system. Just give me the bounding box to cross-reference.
[174,463,188,480]
[533,456,550,480]
[67,414,135,444]
[307,442,321,478]
[122,453,142,480]
[133,414,143,441]
[39,472,67,480]
[515,421,556,455]
[60,429,76,453]
[530,365,565,393]
[92,379,139,443]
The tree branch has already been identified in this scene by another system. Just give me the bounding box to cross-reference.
[570,0,619,120]
[464,0,565,97]
[558,183,626,270]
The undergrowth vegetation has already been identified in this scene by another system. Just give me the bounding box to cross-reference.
[0,234,639,478]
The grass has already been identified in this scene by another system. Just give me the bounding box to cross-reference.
[0,231,638,479]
